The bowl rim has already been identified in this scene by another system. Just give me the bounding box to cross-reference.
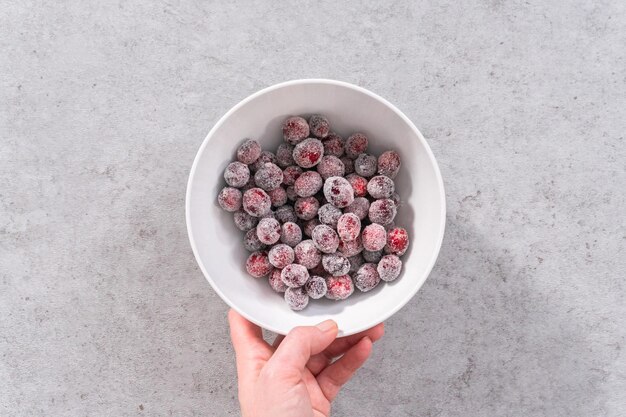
[186,78,446,336]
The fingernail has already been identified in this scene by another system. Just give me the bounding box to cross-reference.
[316,320,337,333]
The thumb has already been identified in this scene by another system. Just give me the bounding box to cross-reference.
[266,320,338,374]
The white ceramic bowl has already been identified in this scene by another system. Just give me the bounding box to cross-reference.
[186,79,445,336]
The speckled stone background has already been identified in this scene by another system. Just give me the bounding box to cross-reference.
[1,1,625,416]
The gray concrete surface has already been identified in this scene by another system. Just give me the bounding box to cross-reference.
[1,1,625,416]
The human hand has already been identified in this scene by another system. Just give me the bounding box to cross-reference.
[228,309,384,417]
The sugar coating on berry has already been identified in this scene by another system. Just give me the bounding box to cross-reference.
[341,157,354,174]
[362,224,387,251]
[337,213,361,242]
[268,244,295,269]
[317,155,345,180]
[309,114,330,138]
[322,253,350,276]
[242,175,256,191]
[368,198,397,225]
[385,227,409,255]
[323,132,344,157]
[250,151,277,173]
[354,263,381,292]
[276,143,295,168]
[344,197,370,220]
[286,186,297,202]
[378,150,401,179]
[294,171,323,197]
[378,254,402,282]
[367,175,395,199]
[362,249,383,263]
[275,205,297,224]
[346,174,368,197]
[244,228,266,252]
[281,263,310,288]
[218,187,242,212]
[282,165,303,186]
[348,254,365,273]
[254,162,283,191]
[233,210,258,231]
[283,116,310,145]
[269,268,288,292]
[318,203,342,228]
[338,235,363,257]
[354,153,377,177]
[311,224,340,253]
[242,188,271,217]
[293,138,324,168]
[305,276,327,299]
[310,261,326,277]
[294,240,322,269]
[280,221,302,247]
[224,162,250,188]
[257,218,281,245]
[245,251,272,278]
[285,286,309,310]
[237,139,262,165]
[303,218,320,237]
[323,176,354,208]
[294,196,320,220]
[267,187,288,207]
[345,133,368,159]
[325,275,354,300]
[260,210,276,220]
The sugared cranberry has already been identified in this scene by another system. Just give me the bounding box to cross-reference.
[242,188,271,217]
[233,210,258,231]
[305,276,327,299]
[354,263,380,292]
[281,263,310,288]
[241,175,256,191]
[218,187,242,212]
[254,162,283,191]
[275,143,295,168]
[344,197,370,220]
[267,187,287,207]
[293,138,324,168]
[294,196,320,220]
[317,203,342,228]
[303,218,320,237]
[285,286,309,310]
[367,175,395,199]
[362,224,387,251]
[322,132,344,157]
[250,151,277,173]
[244,228,266,252]
[385,227,409,255]
[354,153,377,178]
[257,218,281,245]
[269,268,288,292]
[294,171,323,197]
[325,275,354,300]
[268,244,295,269]
[345,174,368,197]
[322,253,350,276]
[294,240,322,269]
[348,254,365,273]
[275,205,297,224]
[283,116,310,145]
[345,133,368,159]
[338,235,363,257]
[312,224,340,253]
[337,213,361,242]
[224,162,250,188]
[282,165,303,186]
[341,156,354,174]
[378,150,401,179]
[323,176,354,208]
[378,254,402,282]
[309,114,330,138]
[317,155,345,180]
[368,198,397,225]
[245,251,272,278]
[286,186,297,202]
[280,221,303,247]
[237,139,261,165]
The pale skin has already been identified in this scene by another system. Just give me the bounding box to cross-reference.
[228,309,385,417]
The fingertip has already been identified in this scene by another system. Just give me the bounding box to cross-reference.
[369,323,385,342]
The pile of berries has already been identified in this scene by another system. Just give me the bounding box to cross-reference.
[218,114,409,311]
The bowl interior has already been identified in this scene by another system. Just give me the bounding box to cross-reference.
[186,80,445,336]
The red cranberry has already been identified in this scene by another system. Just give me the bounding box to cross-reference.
[280,221,303,247]
[254,162,284,191]
[269,268,288,292]
[224,161,250,188]
[250,151,277,173]
[305,276,327,299]
[257,218,281,245]
[237,139,261,165]
[294,196,320,220]
[245,251,272,278]
[317,155,345,180]
[378,150,401,179]
[311,224,340,253]
[276,143,295,168]
[322,253,350,276]
[308,114,330,138]
[345,133,368,159]
[367,175,395,199]
[282,165,303,186]
[218,187,242,212]
[346,174,368,197]
[294,171,323,197]
[317,203,342,228]
[354,263,380,292]
[378,254,402,282]
[275,205,297,224]
[283,116,310,145]
[233,210,258,231]
[244,228,266,252]
[368,198,397,225]
[294,240,322,269]
[385,227,409,255]
[242,188,271,217]
[323,176,354,208]
[322,132,344,157]
[284,286,309,310]
[325,275,354,300]
[337,213,361,242]
[268,187,288,207]
[362,223,387,251]
[338,235,363,257]
[293,138,324,168]
[354,153,377,177]
[268,244,295,269]
[341,156,354,174]
[281,263,309,288]
[344,197,370,220]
